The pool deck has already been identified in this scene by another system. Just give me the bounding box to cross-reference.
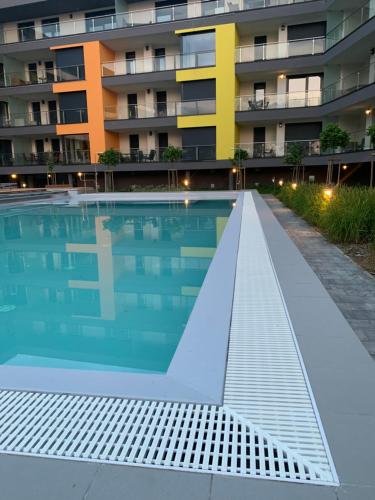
[0,191,375,499]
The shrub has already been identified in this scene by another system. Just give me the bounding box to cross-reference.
[98,148,122,167]
[162,145,183,162]
[278,184,375,243]
[367,124,375,148]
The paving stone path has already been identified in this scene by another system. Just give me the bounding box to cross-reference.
[264,194,375,360]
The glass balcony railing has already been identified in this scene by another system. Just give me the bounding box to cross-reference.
[0,150,90,167]
[322,61,375,102]
[104,99,215,120]
[105,102,179,120]
[0,65,85,88]
[236,133,372,159]
[236,36,325,63]
[108,145,215,162]
[326,0,375,50]
[0,0,314,45]
[236,91,322,111]
[0,108,88,127]
[102,51,215,77]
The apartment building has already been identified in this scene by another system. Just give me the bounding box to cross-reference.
[0,0,374,189]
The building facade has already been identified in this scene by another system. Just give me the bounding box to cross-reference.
[0,0,374,189]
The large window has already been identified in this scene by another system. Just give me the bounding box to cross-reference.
[17,21,35,42]
[85,9,116,32]
[155,0,187,22]
[42,17,60,38]
[180,31,215,68]
[287,74,322,107]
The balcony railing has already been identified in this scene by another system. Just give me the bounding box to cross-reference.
[116,145,216,162]
[236,91,322,111]
[322,61,375,102]
[0,0,314,45]
[236,36,325,63]
[0,108,88,127]
[102,51,215,76]
[105,99,215,120]
[236,134,371,159]
[326,0,375,50]
[0,150,90,167]
[0,65,85,88]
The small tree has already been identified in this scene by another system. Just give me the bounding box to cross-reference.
[98,148,122,192]
[230,147,249,166]
[162,145,183,162]
[46,154,56,185]
[367,124,375,149]
[320,123,350,153]
[284,142,305,183]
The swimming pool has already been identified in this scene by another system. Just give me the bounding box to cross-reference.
[0,200,233,375]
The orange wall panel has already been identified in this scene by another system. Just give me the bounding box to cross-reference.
[51,41,119,164]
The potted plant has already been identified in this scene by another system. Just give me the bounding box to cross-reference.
[367,124,375,149]
[319,123,350,153]
[98,148,122,192]
[284,142,305,183]
[161,145,183,162]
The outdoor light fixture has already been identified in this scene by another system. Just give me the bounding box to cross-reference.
[365,108,372,115]
[324,188,333,199]
[22,183,27,188]
[10,174,17,179]
[47,173,52,178]
[291,182,297,190]
[232,167,237,174]
[232,202,236,207]
[342,164,348,170]
[278,73,286,80]
[183,179,189,187]
[77,172,83,177]
[278,179,284,186]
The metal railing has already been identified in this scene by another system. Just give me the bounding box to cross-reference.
[177,99,216,115]
[0,108,88,127]
[326,0,375,50]
[0,150,90,167]
[102,51,215,76]
[117,145,216,162]
[0,65,85,87]
[236,91,322,111]
[0,0,314,45]
[236,36,325,63]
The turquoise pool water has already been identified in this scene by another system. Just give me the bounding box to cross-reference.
[0,200,232,373]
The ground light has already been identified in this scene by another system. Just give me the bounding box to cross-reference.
[184,199,189,206]
[342,164,348,170]
[232,167,237,174]
[77,172,83,178]
[232,202,236,207]
[323,188,333,199]
[183,179,189,188]
[21,183,27,188]
[291,182,297,190]
[10,173,17,180]
[278,180,284,186]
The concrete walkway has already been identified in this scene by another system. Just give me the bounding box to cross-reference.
[264,194,375,360]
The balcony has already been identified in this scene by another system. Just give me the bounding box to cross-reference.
[326,0,375,50]
[0,150,90,167]
[236,91,322,111]
[236,133,370,159]
[236,36,325,63]
[0,65,85,88]
[0,108,87,127]
[322,61,375,102]
[105,99,215,120]
[0,0,315,45]
[102,51,215,77]
[108,145,216,163]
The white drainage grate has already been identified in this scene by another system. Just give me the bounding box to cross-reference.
[0,192,338,485]
[224,193,337,483]
[0,390,326,483]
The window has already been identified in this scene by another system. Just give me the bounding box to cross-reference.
[181,126,216,161]
[17,21,35,42]
[28,63,38,84]
[44,61,54,83]
[253,82,266,109]
[59,91,87,124]
[129,134,140,161]
[202,0,225,16]
[154,48,166,71]
[85,9,116,32]
[55,47,85,81]
[125,52,136,74]
[181,31,215,68]
[127,94,138,119]
[180,79,216,114]
[287,74,322,107]
[254,36,267,61]
[42,17,60,38]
